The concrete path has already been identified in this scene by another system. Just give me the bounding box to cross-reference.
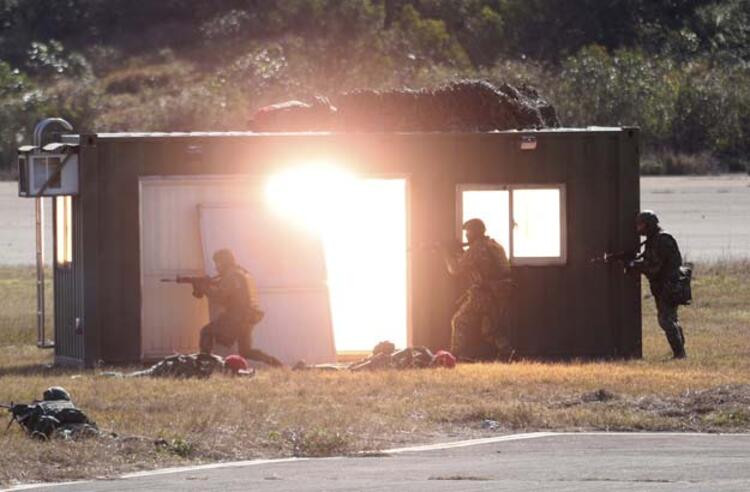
[9,432,750,491]
[641,175,750,261]
[0,182,52,265]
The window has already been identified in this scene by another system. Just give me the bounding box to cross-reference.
[512,188,562,258]
[458,184,566,265]
[55,196,73,266]
[33,156,63,191]
[460,188,510,253]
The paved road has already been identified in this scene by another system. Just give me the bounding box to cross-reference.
[641,174,750,261]
[10,433,750,492]
[2,176,749,265]
[0,182,52,265]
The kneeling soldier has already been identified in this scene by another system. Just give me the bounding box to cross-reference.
[196,249,283,367]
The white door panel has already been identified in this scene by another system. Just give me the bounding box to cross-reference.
[139,177,335,364]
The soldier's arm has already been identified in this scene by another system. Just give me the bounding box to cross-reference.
[630,256,660,275]
[205,277,233,305]
[446,247,477,276]
[496,245,511,277]
[440,245,463,275]
[630,237,669,275]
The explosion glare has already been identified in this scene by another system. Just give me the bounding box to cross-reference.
[265,164,407,351]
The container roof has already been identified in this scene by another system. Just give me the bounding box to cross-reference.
[64,126,629,141]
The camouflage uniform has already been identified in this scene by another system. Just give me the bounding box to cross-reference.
[631,229,686,358]
[199,265,283,367]
[450,236,511,360]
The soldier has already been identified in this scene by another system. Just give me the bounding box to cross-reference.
[441,218,512,360]
[196,249,283,367]
[627,210,687,359]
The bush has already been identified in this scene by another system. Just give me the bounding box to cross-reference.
[553,45,677,142]
[641,150,724,176]
[0,61,47,171]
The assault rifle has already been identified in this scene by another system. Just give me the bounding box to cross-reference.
[410,240,468,253]
[589,240,647,266]
[2,402,32,433]
[161,275,217,297]
[589,250,637,264]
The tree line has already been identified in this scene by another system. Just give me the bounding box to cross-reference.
[1,0,749,174]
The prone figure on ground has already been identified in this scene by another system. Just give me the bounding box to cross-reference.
[194,248,283,367]
[440,218,512,361]
[626,210,691,359]
[2,386,98,440]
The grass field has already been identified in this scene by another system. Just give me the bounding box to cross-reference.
[1,262,749,486]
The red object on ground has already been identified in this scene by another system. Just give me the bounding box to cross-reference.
[224,354,249,373]
[431,350,457,369]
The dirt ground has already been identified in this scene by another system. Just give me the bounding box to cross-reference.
[1,260,749,486]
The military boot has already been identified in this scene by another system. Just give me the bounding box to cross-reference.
[666,331,686,359]
[244,348,284,368]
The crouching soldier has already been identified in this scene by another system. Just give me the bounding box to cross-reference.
[627,211,689,359]
[196,249,283,367]
[441,218,512,360]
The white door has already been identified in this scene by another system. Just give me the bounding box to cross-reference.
[139,176,335,363]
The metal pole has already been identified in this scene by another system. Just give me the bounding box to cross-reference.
[35,197,46,347]
[32,117,73,349]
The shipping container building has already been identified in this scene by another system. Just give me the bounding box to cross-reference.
[23,128,641,367]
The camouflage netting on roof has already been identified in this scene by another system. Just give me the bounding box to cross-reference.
[248,80,559,132]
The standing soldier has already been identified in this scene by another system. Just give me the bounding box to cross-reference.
[196,249,283,367]
[627,211,687,359]
[441,218,512,360]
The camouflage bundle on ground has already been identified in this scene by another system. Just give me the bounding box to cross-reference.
[98,353,256,378]
[2,387,98,440]
[125,353,246,378]
[292,341,456,371]
[249,80,559,132]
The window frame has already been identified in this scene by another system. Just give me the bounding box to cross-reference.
[456,183,567,266]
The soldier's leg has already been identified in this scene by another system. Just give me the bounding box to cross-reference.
[451,300,483,360]
[491,302,512,358]
[656,297,686,359]
[199,321,217,354]
[237,326,283,367]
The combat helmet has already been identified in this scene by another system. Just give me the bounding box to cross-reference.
[462,218,487,235]
[212,248,236,266]
[636,210,660,236]
[42,386,71,401]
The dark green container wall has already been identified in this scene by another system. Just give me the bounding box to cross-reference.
[53,195,85,365]
[58,130,641,365]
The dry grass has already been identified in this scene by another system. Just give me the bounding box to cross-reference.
[0,266,53,346]
[1,262,749,486]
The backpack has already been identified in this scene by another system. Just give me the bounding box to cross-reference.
[663,264,693,306]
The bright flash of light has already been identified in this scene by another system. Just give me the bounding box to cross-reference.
[265,164,407,351]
